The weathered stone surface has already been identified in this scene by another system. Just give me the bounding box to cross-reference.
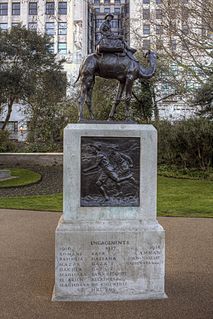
[53,124,167,301]
[63,124,157,222]
[52,218,166,301]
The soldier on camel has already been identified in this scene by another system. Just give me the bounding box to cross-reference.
[97,13,138,62]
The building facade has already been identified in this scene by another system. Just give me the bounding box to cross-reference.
[0,0,88,139]
[129,0,210,120]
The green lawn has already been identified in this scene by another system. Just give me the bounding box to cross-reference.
[0,193,62,212]
[0,168,41,188]
[0,176,212,217]
[158,176,213,218]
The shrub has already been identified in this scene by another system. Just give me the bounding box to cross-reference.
[0,130,17,152]
[155,118,213,170]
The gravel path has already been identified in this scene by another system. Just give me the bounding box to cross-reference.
[0,166,63,197]
[0,211,212,319]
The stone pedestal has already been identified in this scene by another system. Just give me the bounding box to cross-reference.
[52,123,167,301]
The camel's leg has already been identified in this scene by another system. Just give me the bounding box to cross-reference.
[108,82,125,120]
[124,78,134,120]
[78,81,87,121]
[85,78,95,120]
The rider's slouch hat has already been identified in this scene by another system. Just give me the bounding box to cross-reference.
[104,13,114,20]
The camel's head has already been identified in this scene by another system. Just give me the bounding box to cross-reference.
[145,51,157,63]
[139,51,157,79]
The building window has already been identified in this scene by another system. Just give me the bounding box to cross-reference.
[114,8,120,14]
[12,23,19,27]
[0,3,8,16]
[58,42,67,54]
[10,121,18,133]
[162,83,174,95]
[94,0,100,4]
[156,24,163,35]
[115,0,121,4]
[28,22,37,31]
[0,23,8,30]
[47,43,54,53]
[186,80,199,91]
[104,8,110,13]
[0,121,18,135]
[45,22,55,35]
[182,7,188,21]
[156,9,162,19]
[111,19,119,28]
[12,2,20,15]
[58,2,67,15]
[156,0,161,3]
[143,24,150,35]
[156,39,163,50]
[95,8,100,13]
[46,2,55,15]
[58,22,67,35]
[143,0,150,4]
[143,9,150,20]
[104,0,110,4]
[96,19,103,28]
[170,39,177,51]
[143,39,150,50]
[170,64,178,75]
[182,23,189,35]
[29,2,37,15]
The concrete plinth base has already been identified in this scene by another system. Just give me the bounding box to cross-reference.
[52,217,166,301]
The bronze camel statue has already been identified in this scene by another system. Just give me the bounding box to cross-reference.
[75,51,157,121]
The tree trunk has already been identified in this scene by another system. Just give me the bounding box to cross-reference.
[151,87,159,121]
[1,97,15,130]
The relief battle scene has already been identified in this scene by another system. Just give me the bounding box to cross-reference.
[81,137,140,207]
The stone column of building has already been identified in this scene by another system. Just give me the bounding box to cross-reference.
[7,0,12,27]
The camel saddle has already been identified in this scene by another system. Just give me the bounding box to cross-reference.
[97,38,125,53]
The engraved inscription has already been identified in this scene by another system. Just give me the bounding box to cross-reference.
[57,240,163,296]
[127,245,161,266]
[81,137,140,207]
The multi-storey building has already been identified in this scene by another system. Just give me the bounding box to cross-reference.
[0,0,88,62]
[0,0,88,140]
[129,0,210,120]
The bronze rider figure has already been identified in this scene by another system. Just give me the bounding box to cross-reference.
[98,13,138,62]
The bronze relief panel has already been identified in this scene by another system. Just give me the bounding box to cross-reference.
[81,137,140,207]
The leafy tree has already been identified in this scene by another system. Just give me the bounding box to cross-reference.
[131,79,154,122]
[130,52,183,122]
[156,0,213,79]
[0,25,66,130]
[193,75,213,119]
[130,0,213,115]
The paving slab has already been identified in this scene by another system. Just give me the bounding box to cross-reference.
[0,209,212,319]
